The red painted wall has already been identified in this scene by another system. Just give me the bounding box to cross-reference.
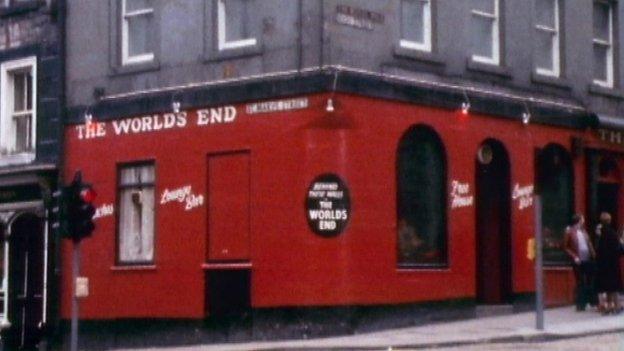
[62,93,601,320]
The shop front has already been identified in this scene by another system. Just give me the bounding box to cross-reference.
[60,70,598,347]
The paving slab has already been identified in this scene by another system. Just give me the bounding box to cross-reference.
[114,306,624,351]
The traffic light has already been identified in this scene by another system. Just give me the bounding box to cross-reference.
[65,171,97,242]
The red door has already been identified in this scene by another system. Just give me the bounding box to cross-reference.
[476,140,511,304]
[207,151,251,261]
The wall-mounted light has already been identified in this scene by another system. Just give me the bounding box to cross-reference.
[172,91,182,113]
[326,98,335,113]
[461,90,471,115]
[522,102,531,125]
[172,101,181,114]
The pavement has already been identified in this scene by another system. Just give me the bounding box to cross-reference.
[116,306,624,351]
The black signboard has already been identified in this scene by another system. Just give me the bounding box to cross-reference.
[305,173,351,237]
[0,184,41,204]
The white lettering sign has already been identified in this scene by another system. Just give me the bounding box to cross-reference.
[450,180,474,209]
[512,183,534,210]
[76,106,237,141]
[246,98,309,114]
[93,204,114,219]
[160,185,204,211]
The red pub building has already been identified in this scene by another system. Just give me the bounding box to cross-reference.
[59,67,624,348]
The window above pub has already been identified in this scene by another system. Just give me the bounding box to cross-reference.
[593,0,615,88]
[205,0,262,61]
[534,0,561,77]
[471,0,501,65]
[399,0,432,52]
[121,0,155,66]
[0,57,36,166]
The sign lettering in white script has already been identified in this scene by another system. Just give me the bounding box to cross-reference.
[93,204,114,219]
[450,180,474,209]
[512,184,534,210]
[160,185,204,211]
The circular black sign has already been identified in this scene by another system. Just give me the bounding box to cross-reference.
[305,173,351,237]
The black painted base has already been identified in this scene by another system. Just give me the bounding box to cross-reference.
[47,295,535,351]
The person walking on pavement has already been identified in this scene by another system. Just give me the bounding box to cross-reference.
[564,214,596,311]
[594,212,623,314]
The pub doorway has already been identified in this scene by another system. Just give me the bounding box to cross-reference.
[596,156,620,227]
[475,139,512,305]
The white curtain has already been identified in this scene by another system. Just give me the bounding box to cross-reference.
[118,165,155,263]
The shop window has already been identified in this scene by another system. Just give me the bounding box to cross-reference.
[396,125,448,267]
[471,0,501,65]
[0,57,36,165]
[593,0,615,88]
[120,0,155,65]
[537,145,573,265]
[117,163,155,265]
[400,0,432,52]
[534,0,560,77]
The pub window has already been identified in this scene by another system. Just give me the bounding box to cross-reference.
[117,163,155,265]
[396,125,448,267]
[121,0,155,65]
[471,0,501,65]
[593,0,615,88]
[537,144,573,265]
[217,0,257,51]
[0,57,36,163]
[400,0,432,52]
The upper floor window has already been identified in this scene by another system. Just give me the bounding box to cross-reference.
[534,0,560,77]
[471,0,500,65]
[399,0,432,52]
[0,57,36,162]
[121,0,155,65]
[2,0,31,6]
[217,0,257,51]
[593,0,615,88]
[117,163,155,265]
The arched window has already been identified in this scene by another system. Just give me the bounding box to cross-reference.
[537,144,574,264]
[396,125,447,267]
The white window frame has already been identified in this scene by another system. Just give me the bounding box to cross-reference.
[593,0,614,88]
[0,56,36,165]
[217,0,257,51]
[121,0,155,66]
[399,0,432,52]
[534,0,560,77]
[117,163,156,265]
[471,0,500,65]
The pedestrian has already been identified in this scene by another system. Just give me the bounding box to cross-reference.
[594,212,623,314]
[564,214,596,311]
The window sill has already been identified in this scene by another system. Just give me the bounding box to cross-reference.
[531,72,571,90]
[109,59,160,77]
[205,43,263,62]
[0,152,35,167]
[588,83,624,99]
[466,59,512,79]
[393,44,445,66]
[0,0,43,18]
[396,264,450,271]
[110,264,157,271]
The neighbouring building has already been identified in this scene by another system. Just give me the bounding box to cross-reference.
[61,0,624,349]
[0,0,65,350]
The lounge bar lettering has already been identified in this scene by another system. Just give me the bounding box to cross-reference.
[76,106,237,140]
[306,174,351,237]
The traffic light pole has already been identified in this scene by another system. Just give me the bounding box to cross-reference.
[70,240,81,351]
[534,195,544,330]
